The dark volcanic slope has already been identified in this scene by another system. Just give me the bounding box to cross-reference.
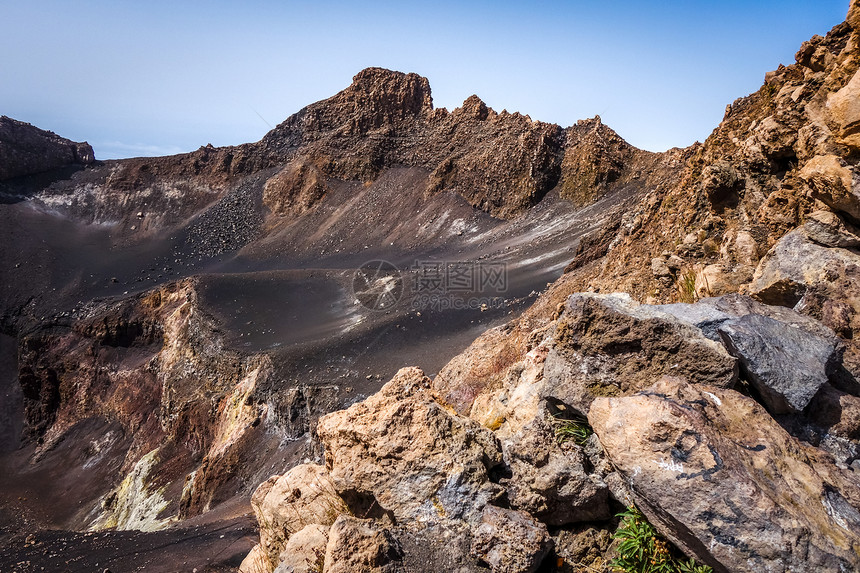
[0,67,685,570]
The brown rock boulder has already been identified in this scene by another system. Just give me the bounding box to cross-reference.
[800,155,859,222]
[808,384,860,441]
[751,228,860,307]
[589,376,860,572]
[316,367,504,526]
[322,515,404,573]
[470,505,552,573]
[273,523,329,573]
[432,324,522,416]
[240,544,269,573]
[701,160,742,208]
[826,68,860,149]
[251,464,348,570]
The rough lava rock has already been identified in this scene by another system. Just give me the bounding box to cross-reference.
[550,293,738,404]
[316,367,504,526]
[804,210,860,248]
[751,228,860,306]
[718,313,841,414]
[589,376,860,573]
[322,515,404,573]
[800,155,860,222]
[656,293,840,345]
[251,463,349,570]
[12,5,860,571]
[469,505,552,573]
[502,414,610,525]
[273,523,329,573]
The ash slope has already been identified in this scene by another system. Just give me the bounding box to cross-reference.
[0,64,684,570]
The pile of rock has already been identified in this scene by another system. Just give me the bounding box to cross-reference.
[243,289,860,572]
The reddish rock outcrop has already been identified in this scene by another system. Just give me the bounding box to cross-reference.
[14,280,278,531]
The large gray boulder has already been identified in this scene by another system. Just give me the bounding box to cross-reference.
[799,154,860,221]
[546,293,738,411]
[657,293,837,340]
[804,210,860,248]
[750,229,860,306]
[718,314,840,414]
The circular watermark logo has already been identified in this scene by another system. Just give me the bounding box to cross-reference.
[352,260,404,311]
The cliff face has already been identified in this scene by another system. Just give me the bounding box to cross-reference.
[556,6,860,305]
[14,281,283,527]
[0,116,94,181]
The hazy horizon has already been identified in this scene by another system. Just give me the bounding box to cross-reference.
[1,0,850,159]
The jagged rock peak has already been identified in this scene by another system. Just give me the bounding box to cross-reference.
[0,115,94,180]
[311,67,434,133]
[349,66,433,109]
[458,94,490,120]
[348,67,433,112]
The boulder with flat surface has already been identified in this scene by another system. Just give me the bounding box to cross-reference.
[718,313,840,414]
[589,376,860,573]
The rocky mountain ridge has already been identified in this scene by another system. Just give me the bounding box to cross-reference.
[5,66,673,235]
[0,55,670,572]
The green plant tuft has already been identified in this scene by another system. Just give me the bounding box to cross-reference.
[676,268,698,303]
[548,413,593,447]
[610,505,713,573]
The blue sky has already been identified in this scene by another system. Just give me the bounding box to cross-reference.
[0,1,850,159]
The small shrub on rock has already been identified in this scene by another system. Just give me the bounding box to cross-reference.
[611,505,712,573]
